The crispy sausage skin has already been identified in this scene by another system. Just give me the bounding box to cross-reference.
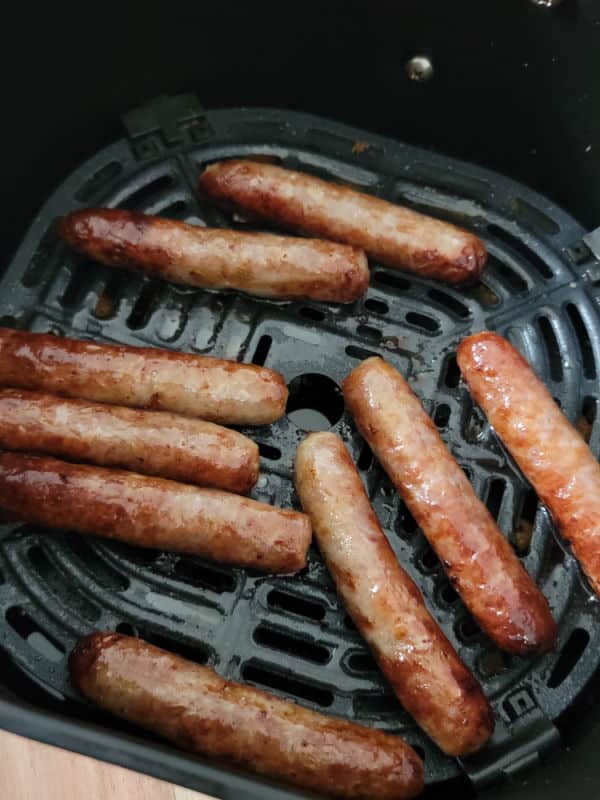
[0,389,258,492]
[59,208,369,303]
[342,358,557,655]
[458,331,600,596]
[295,432,493,757]
[70,634,424,800]
[198,160,486,284]
[0,452,310,572]
[0,328,287,425]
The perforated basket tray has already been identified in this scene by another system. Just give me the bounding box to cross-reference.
[1,99,600,797]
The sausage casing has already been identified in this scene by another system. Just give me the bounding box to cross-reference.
[69,633,424,800]
[59,208,369,303]
[0,452,311,572]
[342,357,557,654]
[0,327,287,425]
[199,160,487,284]
[0,388,258,492]
[458,331,600,596]
[295,432,493,756]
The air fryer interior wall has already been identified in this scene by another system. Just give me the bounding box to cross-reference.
[1,2,600,799]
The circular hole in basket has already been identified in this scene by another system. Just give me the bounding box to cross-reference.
[286,373,344,431]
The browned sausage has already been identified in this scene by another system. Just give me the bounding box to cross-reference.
[0,328,287,425]
[295,432,493,757]
[458,331,600,596]
[342,357,557,654]
[199,160,486,284]
[70,633,424,800]
[59,208,369,303]
[0,388,259,492]
[0,452,310,572]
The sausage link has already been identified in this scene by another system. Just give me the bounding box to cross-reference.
[0,328,287,425]
[458,331,600,596]
[0,388,258,492]
[295,432,493,756]
[0,452,310,572]
[59,209,369,303]
[199,160,486,284]
[70,633,424,800]
[342,357,557,654]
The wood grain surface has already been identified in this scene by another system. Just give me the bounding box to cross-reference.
[0,730,215,800]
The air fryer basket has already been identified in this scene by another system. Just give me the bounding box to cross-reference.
[0,100,600,798]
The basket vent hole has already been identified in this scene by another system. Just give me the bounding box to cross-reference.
[242,662,333,707]
[433,403,451,429]
[478,648,512,678]
[406,311,440,333]
[257,442,281,461]
[299,306,325,322]
[577,396,597,443]
[252,334,272,366]
[419,546,440,573]
[365,298,389,315]
[548,628,590,688]
[286,373,344,431]
[346,345,380,361]
[267,589,326,621]
[117,174,175,211]
[357,441,374,471]
[464,405,487,443]
[567,303,596,379]
[538,316,563,382]
[347,651,378,673]
[353,692,403,716]
[456,616,481,644]
[443,354,460,388]
[397,506,418,536]
[28,545,101,622]
[464,281,500,308]
[75,161,123,203]
[428,289,470,319]
[6,606,64,662]
[174,558,237,593]
[136,629,210,665]
[373,270,411,293]
[485,478,505,521]
[439,581,459,605]
[514,488,538,555]
[487,224,553,279]
[127,281,162,329]
[357,324,382,344]
[491,258,528,294]
[253,625,330,664]
[116,622,137,637]
[64,537,130,592]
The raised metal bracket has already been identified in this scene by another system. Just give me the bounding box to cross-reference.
[122,93,210,159]
[583,227,600,261]
[459,688,560,790]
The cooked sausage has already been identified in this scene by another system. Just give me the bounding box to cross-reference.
[342,357,557,654]
[0,389,259,492]
[0,328,287,425]
[0,452,310,572]
[295,432,493,757]
[59,208,369,303]
[458,331,600,597]
[199,160,486,284]
[70,633,424,800]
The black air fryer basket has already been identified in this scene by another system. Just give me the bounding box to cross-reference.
[1,3,600,799]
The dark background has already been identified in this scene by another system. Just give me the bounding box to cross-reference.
[2,1,600,796]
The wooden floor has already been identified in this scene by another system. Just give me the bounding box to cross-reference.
[0,730,214,800]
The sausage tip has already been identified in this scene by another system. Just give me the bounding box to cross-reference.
[69,632,119,689]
